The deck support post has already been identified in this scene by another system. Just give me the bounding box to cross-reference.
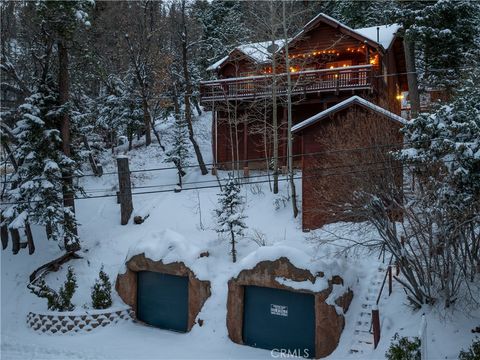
[372,306,381,349]
[243,121,248,168]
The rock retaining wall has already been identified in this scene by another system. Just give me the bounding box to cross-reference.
[26,306,133,334]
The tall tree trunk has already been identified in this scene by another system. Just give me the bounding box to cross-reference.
[404,37,420,118]
[230,230,236,263]
[282,2,298,218]
[58,40,79,252]
[142,96,152,146]
[181,0,208,175]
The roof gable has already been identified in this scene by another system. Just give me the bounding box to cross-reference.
[291,96,406,133]
[207,40,285,71]
[289,13,400,52]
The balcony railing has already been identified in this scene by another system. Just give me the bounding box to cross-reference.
[200,64,375,103]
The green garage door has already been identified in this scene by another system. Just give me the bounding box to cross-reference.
[243,285,315,358]
[137,271,189,332]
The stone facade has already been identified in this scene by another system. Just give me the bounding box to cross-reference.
[26,306,133,334]
[115,253,211,331]
[226,257,353,359]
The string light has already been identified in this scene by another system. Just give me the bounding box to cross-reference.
[289,45,370,60]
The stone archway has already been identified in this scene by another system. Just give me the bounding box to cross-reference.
[116,253,211,332]
[226,257,353,358]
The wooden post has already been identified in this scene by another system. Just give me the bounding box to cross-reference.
[24,223,35,255]
[243,167,250,178]
[372,305,381,349]
[117,156,133,225]
[83,135,103,177]
[388,266,392,296]
[10,228,20,254]
[243,122,248,168]
[1,214,9,250]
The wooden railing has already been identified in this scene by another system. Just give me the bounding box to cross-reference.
[200,64,375,102]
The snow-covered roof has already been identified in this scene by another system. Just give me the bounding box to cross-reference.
[206,56,229,71]
[291,96,406,133]
[207,14,401,72]
[355,24,401,50]
[291,13,400,51]
[206,40,285,71]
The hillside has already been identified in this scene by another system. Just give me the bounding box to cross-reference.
[1,112,478,360]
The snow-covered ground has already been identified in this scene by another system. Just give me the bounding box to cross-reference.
[1,112,478,359]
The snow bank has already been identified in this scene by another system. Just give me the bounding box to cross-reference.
[275,276,329,292]
[124,228,209,277]
[233,245,354,288]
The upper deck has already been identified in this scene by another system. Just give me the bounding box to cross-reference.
[199,64,376,104]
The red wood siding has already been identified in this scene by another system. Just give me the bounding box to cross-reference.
[300,105,403,231]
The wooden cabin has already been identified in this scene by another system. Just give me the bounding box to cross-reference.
[200,13,408,170]
[291,96,405,230]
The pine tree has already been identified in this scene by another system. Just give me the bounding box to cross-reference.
[165,114,190,188]
[97,73,144,151]
[330,0,398,28]
[195,0,251,75]
[396,69,480,306]
[215,174,247,263]
[29,266,77,311]
[3,83,81,247]
[91,266,112,310]
[58,266,77,311]
[391,0,480,92]
[398,69,480,216]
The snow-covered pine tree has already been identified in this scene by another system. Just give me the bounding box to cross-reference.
[215,174,247,263]
[165,113,190,189]
[395,69,480,306]
[97,73,144,151]
[30,266,77,311]
[91,265,112,310]
[195,0,251,76]
[2,83,81,248]
[398,69,480,217]
[391,0,480,93]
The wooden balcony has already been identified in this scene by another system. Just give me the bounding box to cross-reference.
[200,65,375,103]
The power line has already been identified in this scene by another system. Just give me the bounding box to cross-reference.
[81,155,409,193]
[0,158,458,206]
[0,136,449,185]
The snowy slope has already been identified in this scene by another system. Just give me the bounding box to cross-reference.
[1,111,478,360]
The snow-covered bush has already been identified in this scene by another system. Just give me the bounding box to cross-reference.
[385,334,421,360]
[215,174,247,263]
[58,267,77,311]
[30,266,77,311]
[459,338,480,360]
[91,266,112,310]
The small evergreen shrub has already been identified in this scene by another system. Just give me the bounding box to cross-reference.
[57,266,77,311]
[30,266,77,311]
[459,338,480,360]
[91,266,112,309]
[385,333,421,360]
[34,278,60,311]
